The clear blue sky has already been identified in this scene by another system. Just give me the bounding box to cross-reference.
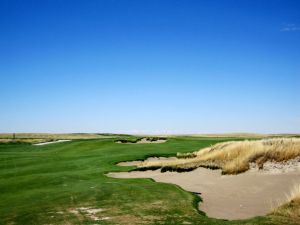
[1,0,300,134]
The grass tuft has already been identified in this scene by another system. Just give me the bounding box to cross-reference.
[271,184,300,220]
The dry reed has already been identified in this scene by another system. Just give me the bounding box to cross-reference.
[139,138,300,174]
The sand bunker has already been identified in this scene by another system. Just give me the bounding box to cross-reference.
[116,138,167,144]
[34,140,71,146]
[117,157,177,167]
[108,159,300,220]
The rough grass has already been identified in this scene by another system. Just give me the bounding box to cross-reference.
[0,133,127,139]
[0,138,49,144]
[270,185,300,224]
[139,138,300,174]
[0,133,129,144]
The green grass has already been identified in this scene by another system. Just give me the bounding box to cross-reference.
[0,137,295,224]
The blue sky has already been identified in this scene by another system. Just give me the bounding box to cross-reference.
[1,0,300,134]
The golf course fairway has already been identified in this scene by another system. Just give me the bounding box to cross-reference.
[0,137,297,225]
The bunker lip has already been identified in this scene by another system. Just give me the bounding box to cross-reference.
[116,138,167,144]
[34,140,71,146]
[116,157,177,167]
[108,158,300,220]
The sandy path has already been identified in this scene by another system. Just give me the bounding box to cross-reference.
[108,167,300,220]
[34,140,71,146]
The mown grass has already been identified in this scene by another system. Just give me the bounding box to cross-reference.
[0,137,296,224]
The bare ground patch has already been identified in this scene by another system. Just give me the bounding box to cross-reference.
[67,207,110,222]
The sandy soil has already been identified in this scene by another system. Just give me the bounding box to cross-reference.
[34,140,71,146]
[117,157,177,167]
[108,160,300,220]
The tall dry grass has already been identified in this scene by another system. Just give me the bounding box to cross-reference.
[139,138,300,174]
[271,184,300,219]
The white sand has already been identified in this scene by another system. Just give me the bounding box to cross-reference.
[34,140,71,146]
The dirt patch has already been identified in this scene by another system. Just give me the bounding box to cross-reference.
[108,162,300,220]
[68,207,109,221]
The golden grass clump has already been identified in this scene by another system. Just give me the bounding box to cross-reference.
[139,138,300,174]
[271,184,300,220]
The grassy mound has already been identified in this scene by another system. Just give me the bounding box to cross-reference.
[139,138,300,174]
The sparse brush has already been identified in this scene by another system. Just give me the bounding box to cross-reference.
[139,138,300,174]
[285,184,300,203]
